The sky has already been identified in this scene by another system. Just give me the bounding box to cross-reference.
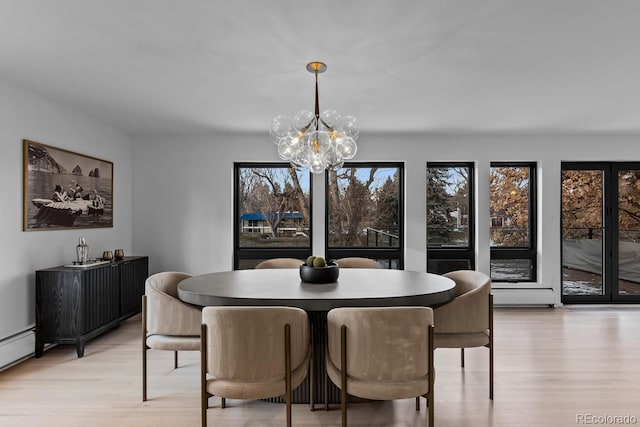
[46,144,113,179]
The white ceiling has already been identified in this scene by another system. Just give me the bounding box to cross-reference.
[1,0,640,136]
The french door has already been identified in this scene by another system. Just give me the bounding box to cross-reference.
[561,162,640,303]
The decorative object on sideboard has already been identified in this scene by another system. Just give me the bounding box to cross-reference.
[75,237,89,264]
[114,248,124,260]
[270,61,359,174]
[299,255,339,284]
[102,250,113,261]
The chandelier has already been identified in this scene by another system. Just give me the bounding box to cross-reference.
[269,61,359,174]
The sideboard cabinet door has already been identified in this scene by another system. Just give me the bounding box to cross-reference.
[119,256,149,318]
[82,264,121,334]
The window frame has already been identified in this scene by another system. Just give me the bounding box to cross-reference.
[324,162,404,269]
[489,161,537,282]
[426,162,476,274]
[233,162,313,270]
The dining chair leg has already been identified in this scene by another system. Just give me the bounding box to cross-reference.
[461,348,465,368]
[285,324,292,427]
[142,346,148,401]
[489,294,494,400]
[200,324,207,427]
[415,396,420,410]
[340,325,347,427]
[324,320,331,411]
[341,385,347,427]
[310,322,315,411]
[141,296,148,402]
[201,399,207,427]
[428,324,434,426]
[174,351,178,369]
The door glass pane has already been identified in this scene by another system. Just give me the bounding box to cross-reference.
[427,166,470,247]
[490,166,530,247]
[562,170,605,296]
[327,166,400,248]
[238,166,310,248]
[618,170,640,296]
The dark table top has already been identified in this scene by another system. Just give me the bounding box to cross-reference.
[177,268,455,311]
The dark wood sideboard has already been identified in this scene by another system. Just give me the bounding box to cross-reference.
[35,256,149,358]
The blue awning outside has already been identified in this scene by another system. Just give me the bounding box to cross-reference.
[240,212,304,221]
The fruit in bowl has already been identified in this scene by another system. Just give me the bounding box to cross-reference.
[300,256,339,284]
[306,255,328,268]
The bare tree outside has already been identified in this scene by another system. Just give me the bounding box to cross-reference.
[618,170,640,240]
[427,166,470,247]
[488,164,536,281]
[490,166,531,247]
[238,167,310,248]
[327,167,400,248]
[561,169,603,240]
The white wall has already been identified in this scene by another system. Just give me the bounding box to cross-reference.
[0,77,133,365]
[131,131,640,306]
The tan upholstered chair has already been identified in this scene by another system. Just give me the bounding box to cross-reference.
[142,272,201,401]
[326,307,435,427]
[255,258,304,269]
[334,257,382,269]
[434,270,493,399]
[201,306,312,427]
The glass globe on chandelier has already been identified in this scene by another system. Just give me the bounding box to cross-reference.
[269,61,359,174]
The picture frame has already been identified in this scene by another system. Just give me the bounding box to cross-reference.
[23,139,114,231]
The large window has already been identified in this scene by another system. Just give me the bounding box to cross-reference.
[234,163,312,269]
[326,163,403,269]
[489,162,537,281]
[427,163,475,274]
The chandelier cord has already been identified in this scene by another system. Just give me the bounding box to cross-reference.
[313,69,320,152]
[314,68,320,131]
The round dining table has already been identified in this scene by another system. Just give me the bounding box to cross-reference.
[178,268,455,405]
[178,268,455,309]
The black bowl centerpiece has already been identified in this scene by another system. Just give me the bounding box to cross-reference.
[299,256,339,284]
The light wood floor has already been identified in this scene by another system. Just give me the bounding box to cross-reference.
[1,306,640,426]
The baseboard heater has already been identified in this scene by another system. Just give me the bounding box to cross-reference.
[0,328,36,372]
[492,288,556,306]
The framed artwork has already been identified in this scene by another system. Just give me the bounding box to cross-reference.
[23,139,114,231]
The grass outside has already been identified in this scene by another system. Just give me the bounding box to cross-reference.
[239,234,309,248]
